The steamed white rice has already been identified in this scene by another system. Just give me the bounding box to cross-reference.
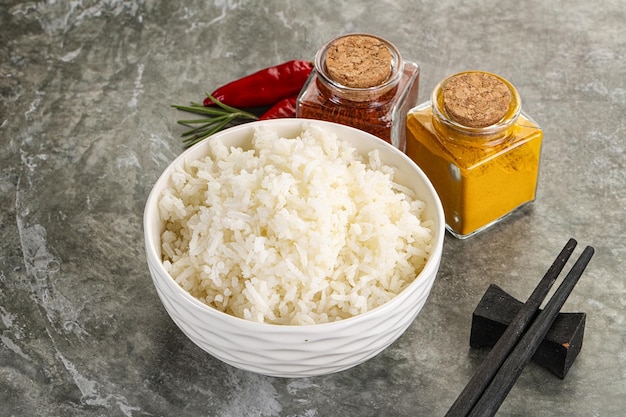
[159,124,433,325]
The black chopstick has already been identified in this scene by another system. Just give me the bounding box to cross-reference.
[467,244,594,417]
[444,238,578,417]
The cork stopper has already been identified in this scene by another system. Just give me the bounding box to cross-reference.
[324,35,393,88]
[442,72,512,128]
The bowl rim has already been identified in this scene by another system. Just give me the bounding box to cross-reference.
[144,118,445,330]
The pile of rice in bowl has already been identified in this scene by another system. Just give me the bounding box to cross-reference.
[159,124,434,325]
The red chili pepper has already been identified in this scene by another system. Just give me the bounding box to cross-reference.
[203,60,313,108]
[259,96,298,120]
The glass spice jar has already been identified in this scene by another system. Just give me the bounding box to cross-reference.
[296,33,420,151]
[405,70,543,239]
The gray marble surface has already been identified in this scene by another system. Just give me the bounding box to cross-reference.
[1,1,625,416]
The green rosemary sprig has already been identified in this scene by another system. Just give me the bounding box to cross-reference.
[171,94,258,148]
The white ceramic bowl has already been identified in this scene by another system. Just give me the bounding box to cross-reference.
[144,119,445,378]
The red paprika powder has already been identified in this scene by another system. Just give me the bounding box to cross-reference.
[296,34,420,151]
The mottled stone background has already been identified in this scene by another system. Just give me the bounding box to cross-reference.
[1,1,625,416]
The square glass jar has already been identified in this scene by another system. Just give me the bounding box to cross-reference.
[405,71,543,238]
[297,34,419,151]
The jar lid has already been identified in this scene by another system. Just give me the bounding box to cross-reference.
[314,33,403,102]
[325,35,393,88]
[443,72,512,128]
[431,70,522,138]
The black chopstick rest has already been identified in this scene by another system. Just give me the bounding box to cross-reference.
[471,284,586,379]
[467,245,595,417]
[444,238,578,417]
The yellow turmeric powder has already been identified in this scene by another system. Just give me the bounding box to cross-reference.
[405,71,543,238]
